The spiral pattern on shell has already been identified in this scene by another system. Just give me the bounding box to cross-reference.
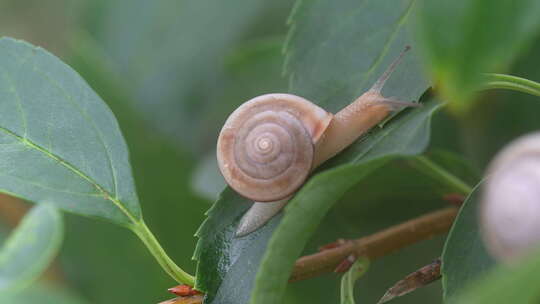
[217,94,333,202]
[481,132,540,262]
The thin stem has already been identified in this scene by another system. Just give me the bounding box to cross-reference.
[290,207,458,282]
[411,156,473,195]
[370,45,410,93]
[132,221,195,286]
[480,73,540,97]
[341,257,370,304]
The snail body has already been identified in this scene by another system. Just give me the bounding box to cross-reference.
[217,47,418,236]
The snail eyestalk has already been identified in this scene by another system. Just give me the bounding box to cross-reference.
[369,45,411,93]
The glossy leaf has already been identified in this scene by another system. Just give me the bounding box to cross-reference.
[0,37,140,225]
[341,257,370,304]
[0,204,63,293]
[415,0,540,113]
[441,183,496,301]
[449,246,540,304]
[193,188,282,303]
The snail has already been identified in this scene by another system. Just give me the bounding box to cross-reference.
[480,132,540,262]
[217,46,419,237]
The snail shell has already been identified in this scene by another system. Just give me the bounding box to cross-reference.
[217,93,333,202]
[481,132,540,262]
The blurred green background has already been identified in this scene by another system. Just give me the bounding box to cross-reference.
[1,1,539,303]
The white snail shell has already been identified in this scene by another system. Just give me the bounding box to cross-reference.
[481,132,540,262]
[217,93,333,202]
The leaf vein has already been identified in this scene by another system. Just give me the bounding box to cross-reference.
[0,125,137,223]
[28,64,121,202]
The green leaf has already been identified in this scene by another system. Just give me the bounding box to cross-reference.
[250,96,441,304]
[341,258,370,304]
[0,37,140,225]
[0,38,192,285]
[57,30,211,301]
[415,0,540,114]
[285,0,429,112]
[193,188,282,303]
[449,247,540,304]
[441,182,496,301]
[0,204,63,293]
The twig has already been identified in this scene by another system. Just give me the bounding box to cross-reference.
[290,207,458,281]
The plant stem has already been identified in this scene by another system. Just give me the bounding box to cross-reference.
[341,257,370,304]
[290,207,458,282]
[133,221,195,286]
[411,156,473,195]
[480,73,540,97]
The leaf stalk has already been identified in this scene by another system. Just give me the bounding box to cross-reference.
[411,156,473,194]
[480,73,540,97]
[133,221,195,286]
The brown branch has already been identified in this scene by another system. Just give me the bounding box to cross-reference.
[290,207,458,282]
